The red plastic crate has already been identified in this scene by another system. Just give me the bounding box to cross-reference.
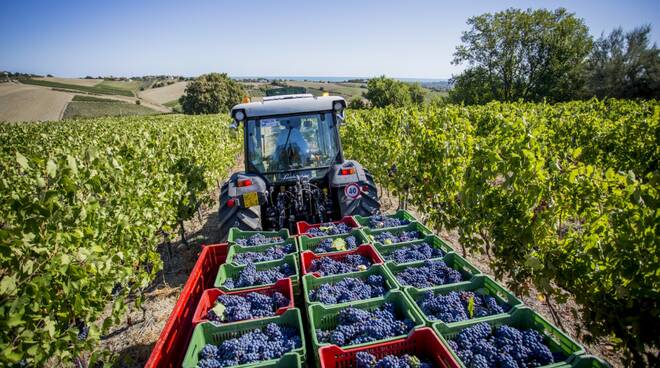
[145,243,228,368]
[296,216,360,236]
[191,278,295,325]
[300,244,384,277]
[318,327,460,368]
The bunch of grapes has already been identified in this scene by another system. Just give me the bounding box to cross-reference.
[447,322,557,368]
[75,320,89,341]
[196,323,301,367]
[223,263,294,289]
[316,303,414,346]
[232,243,295,264]
[306,222,352,237]
[315,235,358,253]
[355,352,433,368]
[207,291,290,323]
[234,233,284,247]
[383,242,444,263]
[309,275,386,304]
[374,231,421,245]
[309,254,372,276]
[419,290,506,323]
[367,214,410,229]
[395,260,463,288]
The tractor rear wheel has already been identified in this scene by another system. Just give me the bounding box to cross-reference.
[218,182,261,240]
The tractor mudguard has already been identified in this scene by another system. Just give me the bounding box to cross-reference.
[227,172,267,197]
[329,160,368,187]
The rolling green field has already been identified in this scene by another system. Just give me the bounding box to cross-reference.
[19,78,137,97]
[63,100,160,119]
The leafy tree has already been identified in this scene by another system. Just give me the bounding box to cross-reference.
[364,76,425,107]
[407,83,426,105]
[584,25,660,99]
[348,96,368,109]
[450,8,592,104]
[365,76,411,107]
[180,73,245,114]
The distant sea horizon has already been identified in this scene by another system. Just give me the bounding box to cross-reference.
[233,76,449,83]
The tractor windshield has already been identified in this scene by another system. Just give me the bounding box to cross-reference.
[246,112,340,175]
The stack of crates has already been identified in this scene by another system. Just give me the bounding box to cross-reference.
[147,211,611,368]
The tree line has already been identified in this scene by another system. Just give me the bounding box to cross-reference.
[356,8,659,108]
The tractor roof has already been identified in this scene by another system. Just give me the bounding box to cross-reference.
[231,95,345,119]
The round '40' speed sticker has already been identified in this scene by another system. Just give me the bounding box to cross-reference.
[344,183,361,200]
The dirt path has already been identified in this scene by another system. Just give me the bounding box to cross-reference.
[0,82,74,122]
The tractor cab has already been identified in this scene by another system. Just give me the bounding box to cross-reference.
[219,94,380,232]
[234,94,345,183]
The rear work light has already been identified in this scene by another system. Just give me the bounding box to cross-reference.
[340,168,356,176]
[237,179,252,187]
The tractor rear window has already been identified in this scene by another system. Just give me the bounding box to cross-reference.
[246,112,340,173]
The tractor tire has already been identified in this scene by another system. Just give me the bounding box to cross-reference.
[342,170,381,217]
[218,182,261,240]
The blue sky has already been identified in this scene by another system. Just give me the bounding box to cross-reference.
[1,0,658,79]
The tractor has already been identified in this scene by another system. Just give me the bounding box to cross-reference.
[218,94,380,234]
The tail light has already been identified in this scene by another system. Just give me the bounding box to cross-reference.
[226,199,236,207]
[237,179,252,187]
[340,168,356,176]
[361,185,370,192]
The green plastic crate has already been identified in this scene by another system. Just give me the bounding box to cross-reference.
[225,238,299,265]
[302,264,398,306]
[434,307,585,368]
[182,308,306,368]
[213,253,300,292]
[353,210,418,230]
[308,290,425,360]
[570,355,612,368]
[405,275,523,328]
[227,228,291,245]
[364,221,433,246]
[386,252,482,290]
[297,229,370,254]
[265,353,303,368]
[376,234,455,265]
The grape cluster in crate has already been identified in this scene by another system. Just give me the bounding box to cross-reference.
[146,211,606,368]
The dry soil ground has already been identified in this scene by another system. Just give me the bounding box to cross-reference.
[0,82,73,122]
[138,82,187,105]
[100,166,622,367]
